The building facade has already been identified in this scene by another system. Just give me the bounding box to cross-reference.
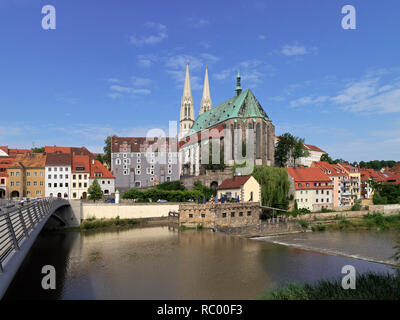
[217,175,261,203]
[90,159,115,195]
[71,154,90,199]
[111,137,179,191]
[287,167,334,212]
[338,163,361,205]
[45,153,72,198]
[7,153,46,199]
[311,161,351,207]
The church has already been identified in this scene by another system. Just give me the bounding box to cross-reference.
[178,63,275,179]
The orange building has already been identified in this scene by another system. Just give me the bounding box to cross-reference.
[7,153,46,199]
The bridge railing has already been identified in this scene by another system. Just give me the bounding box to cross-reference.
[0,197,66,273]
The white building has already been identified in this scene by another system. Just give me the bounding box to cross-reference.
[89,159,115,196]
[45,153,71,198]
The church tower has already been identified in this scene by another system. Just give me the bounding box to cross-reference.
[199,66,212,115]
[179,63,195,140]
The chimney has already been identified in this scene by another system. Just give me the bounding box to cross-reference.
[92,159,95,165]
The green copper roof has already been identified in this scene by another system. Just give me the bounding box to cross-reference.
[183,89,271,138]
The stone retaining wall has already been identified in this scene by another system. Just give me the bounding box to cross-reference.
[82,202,180,220]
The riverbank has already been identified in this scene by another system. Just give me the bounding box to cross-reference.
[259,271,400,300]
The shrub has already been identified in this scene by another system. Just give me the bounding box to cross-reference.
[298,220,310,228]
[351,203,362,211]
[312,222,326,232]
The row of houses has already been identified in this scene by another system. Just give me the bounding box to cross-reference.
[0,146,114,200]
[287,161,396,211]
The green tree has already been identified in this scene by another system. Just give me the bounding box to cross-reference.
[320,153,334,164]
[103,135,118,167]
[292,137,310,168]
[156,181,185,191]
[32,147,45,153]
[96,154,104,163]
[252,166,290,210]
[274,133,294,167]
[88,179,103,202]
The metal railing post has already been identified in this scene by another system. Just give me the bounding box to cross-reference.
[18,207,29,238]
[27,205,35,230]
[4,207,20,251]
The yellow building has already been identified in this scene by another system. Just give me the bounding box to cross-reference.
[217,175,261,203]
[8,153,46,199]
[338,163,361,205]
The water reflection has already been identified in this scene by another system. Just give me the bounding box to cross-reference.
[4,226,396,300]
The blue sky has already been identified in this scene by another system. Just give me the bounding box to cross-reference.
[0,0,399,161]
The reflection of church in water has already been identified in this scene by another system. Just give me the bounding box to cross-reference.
[178,63,275,178]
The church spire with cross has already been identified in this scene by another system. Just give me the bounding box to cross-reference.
[199,65,212,115]
[179,62,195,140]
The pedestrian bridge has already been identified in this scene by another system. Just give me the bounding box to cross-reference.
[0,197,70,299]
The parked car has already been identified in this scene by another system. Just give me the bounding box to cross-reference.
[157,199,168,203]
[104,198,115,203]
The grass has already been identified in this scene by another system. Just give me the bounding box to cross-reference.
[179,223,203,230]
[311,222,326,232]
[258,271,400,300]
[326,213,400,231]
[80,216,141,230]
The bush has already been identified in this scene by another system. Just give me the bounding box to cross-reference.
[123,187,202,203]
[259,272,400,300]
[351,203,362,211]
[298,220,310,228]
[156,181,185,191]
[311,222,326,232]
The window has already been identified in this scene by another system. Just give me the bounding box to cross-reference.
[40,182,43,186]
[54,175,57,179]
[135,182,141,187]
[222,213,227,218]
[123,170,128,175]
[59,183,63,187]
[79,183,82,188]
[27,191,31,195]
[73,183,76,188]
[231,212,235,217]
[327,191,329,195]
[48,168,52,172]
[79,175,82,180]
[201,214,205,218]
[247,211,251,216]
[166,177,171,182]
[116,159,121,165]
[33,181,37,186]
[27,182,31,186]
[135,169,141,175]
[65,183,68,187]
[84,183,87,188]
[60,174,63,179]
[239,212,243,217]
[26,172,30,177]
[316,190,319,195]
[189,214,193,218]
[84,175,87,180]
[321,198,324,202]
[10,182,14,186]
[73,175,76,180]
[321,190,324,194]
[327,198,329,203]
[48,174,51,179]
[36,190,41,195]
[34,172,37,177]
[54,168,57,172]
[316,199,319,203]
[10,172,14,176]
[65,174,68,179]
[40,172,43,177]
[54,183,57,188]
[60,167,63,172]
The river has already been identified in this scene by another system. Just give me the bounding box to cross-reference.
[4,226,398,300]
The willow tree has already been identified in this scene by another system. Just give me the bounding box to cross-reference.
[252,165,290,210]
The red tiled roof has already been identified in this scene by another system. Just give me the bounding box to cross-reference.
[386,174,400,185]
[112,137,178,153]
[287,167,333,190]
[45,146,71,154]
[45,153,72,166]
[389,163,400,174]
[218,176,251,190]
[90,160,114,179]
[360,168,385,182]
[339,163,359,173]
[72,154,90,173]
[312,161,348,177]
[303,144,325,153]
[0,146,31,156]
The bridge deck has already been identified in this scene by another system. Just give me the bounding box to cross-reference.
[0,197,69,299]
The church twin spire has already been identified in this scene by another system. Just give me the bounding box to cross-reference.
[179,62,212,139]
[199,66,212,115]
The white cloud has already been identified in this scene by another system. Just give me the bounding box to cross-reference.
[288,71,400,114]
[131,76,152,86]
[258,34,267,40]
[130,22,167,46]
[187,17,210,28]
[280,44,318,56]
[136,54,158,67]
